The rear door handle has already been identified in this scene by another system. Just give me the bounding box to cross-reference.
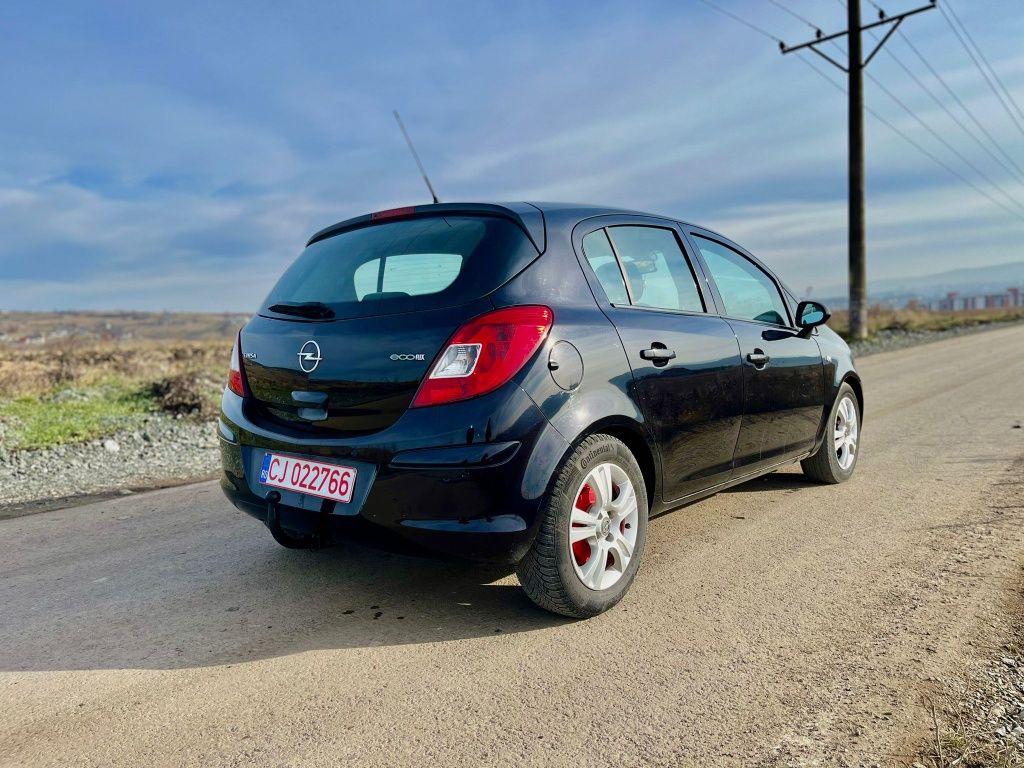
[640,345,676,365]
[746,350,770,368]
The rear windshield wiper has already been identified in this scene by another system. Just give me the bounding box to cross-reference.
[267,301,336,319]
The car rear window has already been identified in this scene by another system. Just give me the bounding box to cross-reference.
[261,215,539,319]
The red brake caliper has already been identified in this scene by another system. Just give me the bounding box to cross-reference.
[572,484,596,566]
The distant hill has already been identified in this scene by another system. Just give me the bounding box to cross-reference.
[0,310,248,345]
[817,261,1024,305]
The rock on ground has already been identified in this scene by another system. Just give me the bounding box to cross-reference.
[0,415,219,513]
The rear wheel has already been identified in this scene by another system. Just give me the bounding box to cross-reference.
[801,383,861,483]
[517,434,648,618]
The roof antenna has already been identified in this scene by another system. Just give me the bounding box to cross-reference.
[393,110,440,204]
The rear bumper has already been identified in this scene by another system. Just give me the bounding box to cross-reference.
[218,383,569,563]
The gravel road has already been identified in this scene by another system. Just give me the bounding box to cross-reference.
[0,415,218,516]
[846,318,1024,356]
[1,324,1023,767]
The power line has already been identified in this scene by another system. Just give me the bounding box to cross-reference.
[697,0,782,43]
[878,39,1024,184]
[796,54,1024,224]
[714,2,1024,218]
[864,70,1024,215]
[937,1,1024,141]
[944,0,1024,124]
[697,0,1024,338]
[896,30,1024,179]
[820,8,1024,205]
[765,0,819,33]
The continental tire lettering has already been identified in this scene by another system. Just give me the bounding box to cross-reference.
[579,446,613,469]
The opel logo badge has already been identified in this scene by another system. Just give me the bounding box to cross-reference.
[298,340,322,373]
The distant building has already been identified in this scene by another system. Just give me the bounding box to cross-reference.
[926,287,1023,311]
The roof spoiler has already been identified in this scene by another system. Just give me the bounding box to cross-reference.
[306,202,547,253]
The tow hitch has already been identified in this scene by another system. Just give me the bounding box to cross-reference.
[265,490,282,532]
[264,490,331,548]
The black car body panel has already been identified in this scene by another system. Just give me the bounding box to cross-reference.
[220,201,861,563]
[241,300,494,435]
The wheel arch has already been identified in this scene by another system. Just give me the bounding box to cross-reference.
[563,416,659,512]
[841,372,864,421]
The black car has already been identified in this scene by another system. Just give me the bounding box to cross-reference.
[219,202,862,617]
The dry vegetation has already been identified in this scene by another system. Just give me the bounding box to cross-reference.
[0,338,230,400]
[829,305,1024,338]
[0,325,232,450]
[910,585,1024,768]
[0,310,247,343]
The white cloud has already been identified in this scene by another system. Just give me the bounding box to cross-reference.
[1,0,1022,310]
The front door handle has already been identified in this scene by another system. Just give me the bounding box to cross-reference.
[640,344,676,366]
[746,350,770,368]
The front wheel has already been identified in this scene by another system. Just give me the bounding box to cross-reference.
[517,434,648,618]
[801,383,861,484]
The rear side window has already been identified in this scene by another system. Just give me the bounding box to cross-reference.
[693,236,790,326]
[262,216,538,319]
[581,230,629,304]
[608,226,704,313]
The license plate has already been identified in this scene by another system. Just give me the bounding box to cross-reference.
[259,453,357,503]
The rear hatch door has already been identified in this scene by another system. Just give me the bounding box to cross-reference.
[241,300,491,435]
[240,211,540,435]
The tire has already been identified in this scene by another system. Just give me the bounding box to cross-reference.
[801,383,861,484]
[517,434,648,618]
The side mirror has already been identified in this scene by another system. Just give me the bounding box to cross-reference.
[796,300,830,337]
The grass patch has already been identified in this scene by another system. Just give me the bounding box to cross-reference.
[0,338,230,451]
[0,384,156,450]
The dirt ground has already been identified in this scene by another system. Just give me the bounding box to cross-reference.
[1,325,1023,767]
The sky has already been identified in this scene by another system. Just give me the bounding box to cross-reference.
[1,0,1023,311]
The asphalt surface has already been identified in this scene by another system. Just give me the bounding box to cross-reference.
[2,325,1023,767]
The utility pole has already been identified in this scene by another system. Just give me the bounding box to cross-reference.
[780,1,935,340]
[848,0,866,341]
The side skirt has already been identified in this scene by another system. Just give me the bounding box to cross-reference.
[651,451,814,518]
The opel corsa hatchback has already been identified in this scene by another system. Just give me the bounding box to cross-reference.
[219,202,862,617]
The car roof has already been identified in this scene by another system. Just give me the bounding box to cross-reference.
[305,201,799,301]
[306,201,709,250]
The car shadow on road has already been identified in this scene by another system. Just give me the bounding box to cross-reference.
[721,469,819,493]
[2,529,571,673]
[4,471,819,675]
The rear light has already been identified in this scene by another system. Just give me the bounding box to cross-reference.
[371,206,416,220]
[227,332,251,397]
[411,306,553,408]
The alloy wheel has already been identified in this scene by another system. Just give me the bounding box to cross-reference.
[568,462,639,591]
[834,395,859,471]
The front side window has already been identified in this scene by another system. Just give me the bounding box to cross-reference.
[693,236,789,326]
[582,229,629,304]
[607,226,704,313]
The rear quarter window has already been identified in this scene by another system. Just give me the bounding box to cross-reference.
[261,215,538,319]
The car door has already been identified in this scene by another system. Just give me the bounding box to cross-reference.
[685,230,825,471]
[576,217,744,502]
